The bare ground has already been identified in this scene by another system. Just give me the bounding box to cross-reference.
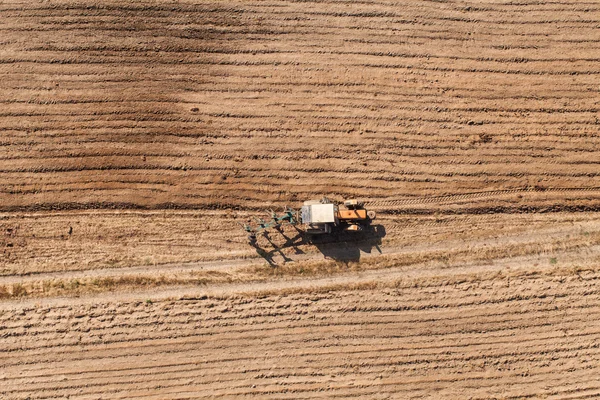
[2,0,600,398]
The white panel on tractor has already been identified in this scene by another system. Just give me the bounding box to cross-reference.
[306,204,336,223]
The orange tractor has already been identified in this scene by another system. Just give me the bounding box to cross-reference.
[241,198,376,240]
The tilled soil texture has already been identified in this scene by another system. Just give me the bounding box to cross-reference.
[3,0,600,399]
[3,266,600,399]
[2,0,600,211]
[1,207,600,398]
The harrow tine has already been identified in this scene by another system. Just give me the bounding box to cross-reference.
[240,207,299,237]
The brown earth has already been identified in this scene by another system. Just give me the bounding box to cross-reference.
[1,0,600,398]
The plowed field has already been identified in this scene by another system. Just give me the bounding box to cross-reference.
[2,0,600,398]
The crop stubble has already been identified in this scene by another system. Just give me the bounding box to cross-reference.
[1,0,600,398]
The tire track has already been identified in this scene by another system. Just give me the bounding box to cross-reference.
[367,186,600,209]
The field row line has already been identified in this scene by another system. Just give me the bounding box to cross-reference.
[7,357,599,400]
[3,57,600,76]
[367,186,600,208]
[4,281,599,353]
[5,293,596,342]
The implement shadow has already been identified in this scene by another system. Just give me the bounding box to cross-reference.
[250,225,308,267]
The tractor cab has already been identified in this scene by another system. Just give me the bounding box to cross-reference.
[300,199,337,235]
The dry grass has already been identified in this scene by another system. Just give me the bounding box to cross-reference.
[203,263,600,300]
[249,230,600,279]
[0,270,234,300]
[0,226,595,301]
[3,229,594,300]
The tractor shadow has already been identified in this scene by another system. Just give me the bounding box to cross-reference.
[250,224,386,266]
[310,224,386,262]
